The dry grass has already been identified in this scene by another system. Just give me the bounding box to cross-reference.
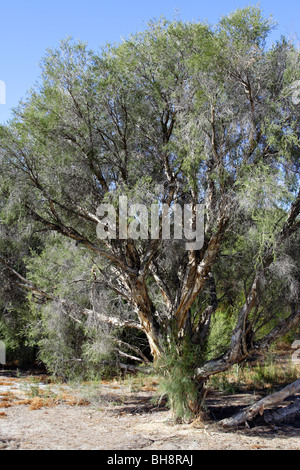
[0,391,13,397]
[208,350,299,394]
[64,397,90,406]
[14,399,34,406]
[0,397,13,402]
[0,412,7,418]
[0,402,13,408]
[28,397,56,410]
[140,385,157,392]
[0,380,13,386]
[0,381,90,410]
[0,373,84,411]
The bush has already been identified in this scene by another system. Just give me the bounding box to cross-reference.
[156,340,201,421]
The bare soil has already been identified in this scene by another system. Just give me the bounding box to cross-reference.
[0,371,299,450]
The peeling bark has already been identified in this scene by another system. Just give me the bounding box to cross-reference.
[174,206,229,332]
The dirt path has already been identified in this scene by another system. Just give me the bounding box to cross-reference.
[0,373,299,450]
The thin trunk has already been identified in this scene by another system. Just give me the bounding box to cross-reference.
[174,207,229,332]
[130,277,163,360]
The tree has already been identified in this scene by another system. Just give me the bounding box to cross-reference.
[0,7,299,418]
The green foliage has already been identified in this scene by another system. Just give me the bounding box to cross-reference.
[156,339,201,421]
[209,353,299,393]
[0,305,37,368]
[206,307,238,359]
[218,6,276,47]
[27,298,121,381]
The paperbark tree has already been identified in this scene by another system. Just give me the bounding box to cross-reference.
[0,7,300,417]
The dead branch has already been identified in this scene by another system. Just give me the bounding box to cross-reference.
[264,398,300,425]
[221,378,300,427]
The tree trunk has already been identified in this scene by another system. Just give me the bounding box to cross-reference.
[130,277,163,361]
[188,379,209,421]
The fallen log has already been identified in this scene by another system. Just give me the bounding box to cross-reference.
[264,398,300,425]
[221,378,300,427]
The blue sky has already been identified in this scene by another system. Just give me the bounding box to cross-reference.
[0,0,299,123]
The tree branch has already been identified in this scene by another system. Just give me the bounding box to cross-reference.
[221,378,300,427]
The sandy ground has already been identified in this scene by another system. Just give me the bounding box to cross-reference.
[0,372,299,450]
